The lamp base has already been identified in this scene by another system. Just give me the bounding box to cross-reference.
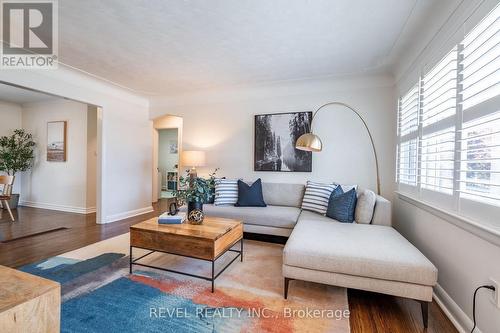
[189,167,197,179]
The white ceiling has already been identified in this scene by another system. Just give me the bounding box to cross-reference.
[0,84,57,104]
[58,0,459,95]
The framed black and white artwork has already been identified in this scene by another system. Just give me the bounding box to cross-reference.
[254,111,312,172]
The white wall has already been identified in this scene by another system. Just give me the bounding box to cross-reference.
[150,74,396,198]
[0,101,22,136]
[20,99,90,213]
[0,101,22,194]
[0,66,152,223]
[393,1,500,332]
[158,129,178,187]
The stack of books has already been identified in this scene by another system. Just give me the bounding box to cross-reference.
[158,212,186,224]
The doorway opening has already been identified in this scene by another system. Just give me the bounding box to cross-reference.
[158,128,178,199]
[0,82,102,240]
[152,115,183,203]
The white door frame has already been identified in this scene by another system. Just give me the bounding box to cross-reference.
[96,106,105,223]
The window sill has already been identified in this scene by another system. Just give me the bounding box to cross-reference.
[395,191,500,248]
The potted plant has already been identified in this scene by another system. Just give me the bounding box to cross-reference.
[173,168,218,215]
[0,129,36,209]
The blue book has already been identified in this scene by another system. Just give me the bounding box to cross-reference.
[158,212,186,224]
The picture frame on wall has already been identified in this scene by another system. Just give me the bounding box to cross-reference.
[254,111,312,172]
[47,121,67,162]
[169,140,178,154]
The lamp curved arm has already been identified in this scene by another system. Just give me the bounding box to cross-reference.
[310,102,381,195]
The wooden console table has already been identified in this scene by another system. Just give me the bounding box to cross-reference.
[0,265,60,333]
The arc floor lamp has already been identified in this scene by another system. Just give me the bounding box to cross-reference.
[295,101,381,195]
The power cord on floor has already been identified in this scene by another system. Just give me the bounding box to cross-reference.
[471,285,495,333]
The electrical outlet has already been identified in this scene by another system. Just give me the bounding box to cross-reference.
[490,278,500,308]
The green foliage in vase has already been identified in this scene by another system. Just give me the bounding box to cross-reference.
[173,168,219,204]
[0,129,36,176]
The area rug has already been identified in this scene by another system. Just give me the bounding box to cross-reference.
[21,233,350,333]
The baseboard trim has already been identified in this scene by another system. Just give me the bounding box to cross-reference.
[433,284,480,333]
[104,206,154,224]
[19,201,96,214]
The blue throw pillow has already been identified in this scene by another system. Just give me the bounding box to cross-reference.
[326,186,357,223]
[235,179,267,207]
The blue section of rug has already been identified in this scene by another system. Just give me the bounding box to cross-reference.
[20,253,125,284]
[60,276,247,333]
[20,253,250,332]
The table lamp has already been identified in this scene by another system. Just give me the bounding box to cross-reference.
[181,150,206,179]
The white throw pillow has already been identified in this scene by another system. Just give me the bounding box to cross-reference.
[214,179,239,206]
[301,181,337,215]
[355,189,377,224]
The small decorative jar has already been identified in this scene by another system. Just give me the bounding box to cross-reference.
[188,209,204,225]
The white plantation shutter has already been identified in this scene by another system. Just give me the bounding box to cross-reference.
[421,128,455,194]
[399,84,419,136]
[461,5,500,112]
[396,4,500,224]
[422,48,458,127]
[459,113,500,205]
[458,5,500,209]
[397,84,419,186]
[397,138,418,185]
[420,48,458,196]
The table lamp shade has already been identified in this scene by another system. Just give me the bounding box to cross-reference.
[181,150,206,168]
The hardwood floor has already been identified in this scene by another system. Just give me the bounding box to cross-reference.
[0,202,458,333]
[0,199,173,268]
[348,289,457,333]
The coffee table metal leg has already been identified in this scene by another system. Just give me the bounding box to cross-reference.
[211,260,215,293]
[129,246,133,274]
[240,238,243,262]
[130,237,242,293]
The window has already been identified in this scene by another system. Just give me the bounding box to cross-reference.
[461,5,500,110]
[420,48,457,194]
[459,4,500,206]
[422,48,458,126]
[421,128,455,194]
[397,138,418,185]
[397,84,419,186]
[396,4,500,221]
[460,113,500,205]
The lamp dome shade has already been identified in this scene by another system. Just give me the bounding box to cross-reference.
[295,133,322,152]
[181,150,206,167]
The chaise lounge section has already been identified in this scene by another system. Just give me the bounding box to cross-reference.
[283,210,438,327]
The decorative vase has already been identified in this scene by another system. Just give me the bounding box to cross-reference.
[187,201,203,216]
[188,209,205,225]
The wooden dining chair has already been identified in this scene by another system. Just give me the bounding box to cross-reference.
[0,175,15,222]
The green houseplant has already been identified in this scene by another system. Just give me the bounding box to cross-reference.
[173,168,218,215]
[0,129,36,209]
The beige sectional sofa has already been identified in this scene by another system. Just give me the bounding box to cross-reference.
[183,182,437,327]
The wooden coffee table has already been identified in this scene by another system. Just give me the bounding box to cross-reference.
[129,216,243,292]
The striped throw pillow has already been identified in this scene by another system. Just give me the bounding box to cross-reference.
[301,181,337,215]
[214,179,239,206]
